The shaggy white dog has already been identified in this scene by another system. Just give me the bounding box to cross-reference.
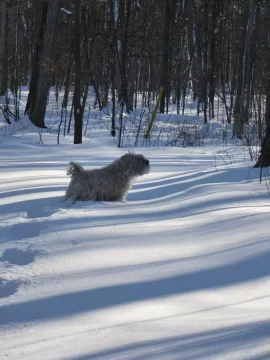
[65,153,150,202]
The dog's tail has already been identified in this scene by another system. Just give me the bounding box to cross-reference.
[67,162,85,177]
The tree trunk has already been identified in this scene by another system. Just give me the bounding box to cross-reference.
[0,0,8,96]
[119,0,131,113]
[73,0,83,144]
[62,55,72,137]
[81,2,97,115]
[238,0,256,130]
[109,0,116,136]
[253,1,269,168]
[254,82,270,168]
[160,0,171,114]
[25,0,59,128]
[202,0,209,124]
[233,2,249,138]
[127,57,136,111]
[187,17,202,103]
[208,0,221,119]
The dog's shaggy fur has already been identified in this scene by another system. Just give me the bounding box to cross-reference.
[65,153,150,202]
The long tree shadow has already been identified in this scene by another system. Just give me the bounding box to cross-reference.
[0,188,65,220]
[1,182,266,244]
[67,320,270,360]
[128,164,260,201]
[0,251,270,325]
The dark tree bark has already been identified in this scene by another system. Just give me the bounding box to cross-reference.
[253,2,270,168]
[159,0,171,114]
[119,0,131,113]
[208,0,221,119]
[254,82,270,168]
[187,2,202,104]
[238,0,256,132]
[81,2,97,116]
[109,0,116,137]
[0,0,8,96]
[25,0,59,128]
[73,0,83,144]
[62,54,72,137]
[233,2,249,138]
[202,0,209,123]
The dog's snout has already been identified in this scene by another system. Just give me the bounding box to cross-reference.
[145,159,149,166]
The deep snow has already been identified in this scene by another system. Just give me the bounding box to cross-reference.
[0,125,270,360]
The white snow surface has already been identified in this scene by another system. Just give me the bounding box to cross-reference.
[0,130,270,360]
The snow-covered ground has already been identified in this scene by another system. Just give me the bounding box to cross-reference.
[1,126,270,360]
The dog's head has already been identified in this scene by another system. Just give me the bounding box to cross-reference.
[120,153,150,176]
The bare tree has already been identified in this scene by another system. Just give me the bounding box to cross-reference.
[159,0,172,114]
[233,1,249,138]
[254,80,270,168]
[254,5,270,168]
[73,0,83,144]
[25,0,60,128]
[0,0,8,96]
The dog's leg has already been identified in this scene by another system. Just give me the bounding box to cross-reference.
[60,195,76,207]
[65,198,76,207]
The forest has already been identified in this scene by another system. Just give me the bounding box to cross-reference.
[0,0,269,163]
